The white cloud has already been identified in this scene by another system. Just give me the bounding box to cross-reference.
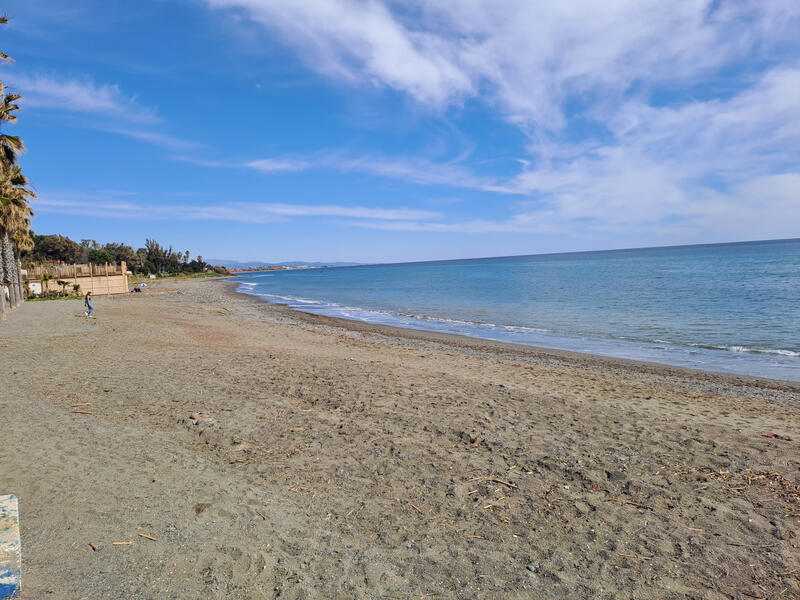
[179,151,513,193]
[325,154,511,192]
[8,73,199,150]
[503,67,800,231]
[195,202,440,221]
[199,0,800,243]
[11,73,159,123]
[34,194,441,222]
[206,0,473,107]
[246,158,311,172]
[225,66,800,239]
[110,128,199,151]
[204,0,800,128]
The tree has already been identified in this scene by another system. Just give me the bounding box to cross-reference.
[40,272,52,296]
[0,15,33,317]
[0,168,34,313]
[103,242,135,266]
[144,238,165,272]
[28,234,81,264]
[0,84,23,173]
[130,247,147,272]
[87,248,114,264]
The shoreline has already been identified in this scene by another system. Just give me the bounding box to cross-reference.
[4,277,799,598]
[222,279,800,394]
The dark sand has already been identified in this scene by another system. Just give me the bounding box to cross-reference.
[1,278,798,599]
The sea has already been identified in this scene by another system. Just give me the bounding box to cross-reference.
[234,239,800,382]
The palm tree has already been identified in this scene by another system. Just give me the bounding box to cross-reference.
[0,16,9,63]
[0,16,9,318]
[0,85,23,168]
[0,167,34,309]
[0,15,33,317]
[0,229,5,318]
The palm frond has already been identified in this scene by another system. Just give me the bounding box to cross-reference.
[0,134,23,150]
[0,135,25,165]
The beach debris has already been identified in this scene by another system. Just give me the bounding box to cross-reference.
[255,510,266,520]
[189,412,212,423]
[137,534,158,542]
[409,503,425,516]
[759,433,791,440]
[487,478,519,490]
[88,543,99,552]
[194,503,211,515]
[112,541,134,546]
[619,553,653,561]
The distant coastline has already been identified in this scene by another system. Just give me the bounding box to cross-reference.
[227,265,325,273]
[210,259,361,270]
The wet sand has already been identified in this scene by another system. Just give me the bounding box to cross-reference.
[2,278,798,599]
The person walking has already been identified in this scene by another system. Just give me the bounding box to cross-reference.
[84,291,93,317]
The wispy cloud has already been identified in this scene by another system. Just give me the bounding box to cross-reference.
[181,151,515,193]
[109,128,199,151]
[348,170,800,242]
[212,66,800,234]
[206,0,473,108]
[324,155,512,193]
[199,0,800,244]
[8,73,197,150]
[245,157,311,173]
[10,73,159,123]
[204,1,800,128]
[34,193,441,223]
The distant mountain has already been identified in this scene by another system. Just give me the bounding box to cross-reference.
[208,259,361,269]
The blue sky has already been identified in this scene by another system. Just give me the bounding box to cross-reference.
[3,0,800,263]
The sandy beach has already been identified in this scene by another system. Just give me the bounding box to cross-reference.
[2,278,798,599]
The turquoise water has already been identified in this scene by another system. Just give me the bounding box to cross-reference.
[235,239,800,381]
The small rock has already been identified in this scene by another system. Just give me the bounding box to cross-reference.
[526,563,539,573]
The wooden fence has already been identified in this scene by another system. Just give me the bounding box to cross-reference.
[22,262,129,296]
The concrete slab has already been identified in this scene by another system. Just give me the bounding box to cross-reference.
[0,495,20,599]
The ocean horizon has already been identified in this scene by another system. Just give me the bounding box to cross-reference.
[235,238,800,382]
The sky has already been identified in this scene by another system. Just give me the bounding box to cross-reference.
[2,0,799,263]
